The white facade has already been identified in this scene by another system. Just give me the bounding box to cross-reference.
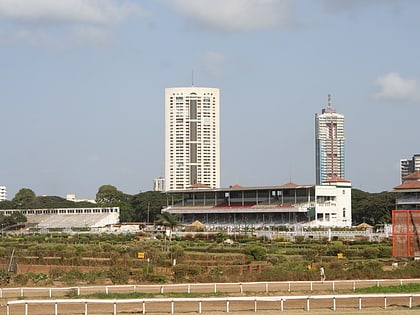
[400,154,420,183]
[165,87,220,191]
[315,95,345,184]
[314,179,352,227]
[0,186,6,201]
[153,177,165,192]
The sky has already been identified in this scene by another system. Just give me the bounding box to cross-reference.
[0,0,419,200]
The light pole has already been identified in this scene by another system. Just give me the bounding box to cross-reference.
[147,203,150,224]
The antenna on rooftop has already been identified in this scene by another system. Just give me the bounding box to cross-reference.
[328,93,332,109]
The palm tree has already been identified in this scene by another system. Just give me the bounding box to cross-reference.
[155,211,179,232]
[155,212,180,263]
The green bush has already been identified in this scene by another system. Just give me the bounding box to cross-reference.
[108,266,130,285]
[244,245,267,261]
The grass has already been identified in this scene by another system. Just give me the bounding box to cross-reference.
[77,291,228,299]
[355,283,420,293]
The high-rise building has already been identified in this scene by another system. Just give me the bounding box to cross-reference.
[153,177,165,192]
[0,186,7,201]
[165,86,220,191]
[315,95,345,184]
[400,154,420,183]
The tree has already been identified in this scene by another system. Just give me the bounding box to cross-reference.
[155,212,179,231]
[95,185,127,205]
[351,189,394,225]
[129,191,169,223]
[12,188,36,208]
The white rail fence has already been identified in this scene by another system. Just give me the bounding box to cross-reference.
[2,278,420,298]
[5,293,420,314]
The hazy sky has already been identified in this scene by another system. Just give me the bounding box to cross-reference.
[0,0,419,199]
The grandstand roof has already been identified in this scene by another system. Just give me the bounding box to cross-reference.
[166,183,314,194]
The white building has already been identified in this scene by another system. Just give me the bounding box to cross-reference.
[400,154,420,183]
[315,94,345,184]
[153,177,165,192]
[0,186,6,201]
[313,178,352,227]
[165,86,220,191]
[163,180,352,228]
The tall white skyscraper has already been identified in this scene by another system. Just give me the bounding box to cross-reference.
[315,95,345,184]
[165,86,220,191]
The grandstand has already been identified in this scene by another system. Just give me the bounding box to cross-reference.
[163,180,352,228]
[0,207,119,230]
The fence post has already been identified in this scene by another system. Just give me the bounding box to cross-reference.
[105,286,109,295]
[25,302,28,315]
[240,283,243,294]
[214,283,217,293]
[332,297,336,311]
[409,295,413,309]
[188,284,191,294]
[288,282,291,292]
[254,297,257,312]
[143,301,146,314]
[280,298,284,312]
[54,302,58,315]
[353,281,356,292]
[198,301,202,314]
[358,297,362,310]
[310,282,313,291]
[306,297,310,311]
[85,301,88,315]
[265,282,268,293]
[78,287,81,296]
[21,288,24,297]
[171,299,174,314]
[226,299,230,313]
[160,285,164,294]
[113,301,117,315]
[332,281,335,291]
[49,288,52,298]
[6,302,9,315]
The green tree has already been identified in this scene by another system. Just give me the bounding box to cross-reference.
[12,188,36,208]
[130,191,170,223]
[96,185,127,205]
[155,212,179,231]
[352,189,394,225]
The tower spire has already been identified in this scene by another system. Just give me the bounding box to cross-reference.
[327,93,332,111]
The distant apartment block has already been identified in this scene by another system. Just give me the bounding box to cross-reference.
[315,94,345,184]
[400,154,420,183]
[0,186,6,201]
[165,86,220,191]
[153,177,165,192]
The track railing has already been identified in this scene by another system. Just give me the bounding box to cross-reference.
[2,278,420,298]
[5,293,420,314]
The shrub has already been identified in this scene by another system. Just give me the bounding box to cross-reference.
[0,270,10,285]
[244,245,267,261]
[108,266,130,285]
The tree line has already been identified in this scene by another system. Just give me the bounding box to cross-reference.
[0,186,396,228]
